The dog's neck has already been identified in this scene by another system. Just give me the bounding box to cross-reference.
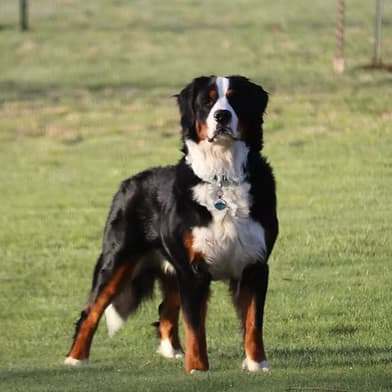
[184,139,249,184]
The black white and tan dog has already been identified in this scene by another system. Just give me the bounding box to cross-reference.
[65,75,278,373]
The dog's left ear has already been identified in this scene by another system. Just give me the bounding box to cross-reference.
[243,80,269,152]
[253,83,269,115]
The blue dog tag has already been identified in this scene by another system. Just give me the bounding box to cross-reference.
[214,198,226,210]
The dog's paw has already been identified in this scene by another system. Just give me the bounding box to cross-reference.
[156,339,183,359]
[242,358,270,372]
[64,357,89,366]
[189,369,206,374]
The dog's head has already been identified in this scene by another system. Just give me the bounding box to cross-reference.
[177,75,268,152]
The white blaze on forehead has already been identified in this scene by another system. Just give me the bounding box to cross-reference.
[216,76,230,98]
[206,76,239,140]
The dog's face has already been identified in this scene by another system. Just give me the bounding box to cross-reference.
[177,76,268,151]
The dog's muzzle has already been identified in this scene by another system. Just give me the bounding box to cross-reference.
[208,127,238,143]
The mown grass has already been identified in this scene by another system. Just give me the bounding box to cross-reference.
[0,1,391,391]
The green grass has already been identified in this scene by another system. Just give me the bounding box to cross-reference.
[0,1,391,391]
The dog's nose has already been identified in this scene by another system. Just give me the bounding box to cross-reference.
[214,110,232,125]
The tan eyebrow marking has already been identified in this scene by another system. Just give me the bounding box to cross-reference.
[226,89,235,97]
[209,89,217,100]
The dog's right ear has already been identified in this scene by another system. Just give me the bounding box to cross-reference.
[176,80,196,133]
[176,76,214,150]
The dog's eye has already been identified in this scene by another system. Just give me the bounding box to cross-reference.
[202,89,217,105]
[202,95,214,106]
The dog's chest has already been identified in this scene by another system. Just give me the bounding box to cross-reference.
[191,181,266,280]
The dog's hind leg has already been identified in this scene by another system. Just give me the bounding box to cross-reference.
[105,255,158,337]
[65,253,138,365]
[155,269,183,359]
[65,178,151,365]
[230,263,270,372]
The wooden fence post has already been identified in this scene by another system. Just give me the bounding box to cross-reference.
[373,0,383,66]
[20,0,28,31]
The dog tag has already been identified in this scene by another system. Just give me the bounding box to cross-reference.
[214,197,226,210]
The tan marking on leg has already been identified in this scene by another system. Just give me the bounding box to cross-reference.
[238,291,266,363]
[67,263,135,360]
[158,273,182,351]
[183,296,209,373]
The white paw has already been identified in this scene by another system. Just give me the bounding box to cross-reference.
[242,358,270,372]
[156,339,183,359]
[64,357,89,366]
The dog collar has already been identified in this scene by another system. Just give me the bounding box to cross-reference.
[209,174,237,188]
[206,174,239,211]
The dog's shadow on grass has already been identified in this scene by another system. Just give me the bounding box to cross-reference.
[271,345,391,368]
[0,347,389,392]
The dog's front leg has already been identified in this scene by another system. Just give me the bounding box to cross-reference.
[177,269,211,373]
[231,262,270,372]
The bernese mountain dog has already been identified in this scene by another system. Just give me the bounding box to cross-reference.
[64,75,278,373]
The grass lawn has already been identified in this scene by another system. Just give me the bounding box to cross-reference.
[0,1,391,391]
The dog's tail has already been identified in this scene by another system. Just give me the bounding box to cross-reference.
[104,259,157,337]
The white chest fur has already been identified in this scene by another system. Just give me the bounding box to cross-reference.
[185,139,267,280]
[191,181,267,280]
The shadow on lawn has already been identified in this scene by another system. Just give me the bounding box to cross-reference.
[0,347,390,392]
[271,345,391,368]
[0,79,181,104]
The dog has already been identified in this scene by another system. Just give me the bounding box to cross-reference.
[64,75,278,373]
